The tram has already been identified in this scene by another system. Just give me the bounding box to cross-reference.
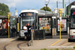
[18,10,54,38]
[68,5,75,42]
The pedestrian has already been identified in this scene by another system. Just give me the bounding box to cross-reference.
[31,25,34,29]
[11,26,16,37]
[27,23,31,40]
[23,24,28,39]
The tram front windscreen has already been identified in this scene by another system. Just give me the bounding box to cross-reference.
[71,15,75,28]
[20,12,34,29]
[70,9,75,28]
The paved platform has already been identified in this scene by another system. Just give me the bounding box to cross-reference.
[20,39,73,50]
[0,35,73,50]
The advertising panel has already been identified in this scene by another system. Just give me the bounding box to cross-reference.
[39,18,51,33]
[0,19,2,29]
[58,19,66,31]
[2,19,8,29]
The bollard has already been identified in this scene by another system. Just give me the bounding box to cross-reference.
[31,29,34,46]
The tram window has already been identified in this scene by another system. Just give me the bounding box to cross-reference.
[71,15,75,28]
[21,18,34,29]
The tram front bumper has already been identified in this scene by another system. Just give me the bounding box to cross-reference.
[69,35,75,40]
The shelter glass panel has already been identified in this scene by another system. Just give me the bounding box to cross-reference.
[39,18,51,33]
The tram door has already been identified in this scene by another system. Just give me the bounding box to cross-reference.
[38,16,52,36]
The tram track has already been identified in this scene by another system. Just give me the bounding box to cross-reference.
[17,41,29,50]
[3,40,30,50]
[4,43,10,50]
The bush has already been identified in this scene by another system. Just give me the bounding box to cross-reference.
[54,48,59,50]
[73,46,75,49]
[41,48,48,50]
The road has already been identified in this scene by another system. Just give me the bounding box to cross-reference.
[0,35,75,50]
[0,38,29,50]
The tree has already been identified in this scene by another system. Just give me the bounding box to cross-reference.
[13,19,16,25]
[0,3,10,16]
[40,6,51,12]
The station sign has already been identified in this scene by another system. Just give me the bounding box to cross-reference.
[58,8,64,13]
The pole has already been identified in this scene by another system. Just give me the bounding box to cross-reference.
[64,4,66,16]
[59,9,61,39]
[68,5,70,16]
[63,0,64,8]
[8,14,10,38]
[46,4,47,11]
[63,0,65,17]
[57,1,59,17]
[57,1,58,9]
[31,29,34,46]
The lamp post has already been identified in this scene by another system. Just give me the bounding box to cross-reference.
[45,0,50,11]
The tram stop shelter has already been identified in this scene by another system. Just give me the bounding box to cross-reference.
[33,13,57,40]
[0,16,18,38]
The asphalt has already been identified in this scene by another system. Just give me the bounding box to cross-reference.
[0,35,74,50]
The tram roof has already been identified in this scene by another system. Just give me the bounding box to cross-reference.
[21,10,38,13]
[20,10,57,16]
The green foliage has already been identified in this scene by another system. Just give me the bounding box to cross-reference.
[73,46,75,49]
[0,3,10,16]
[54,48,59,50]
[29,49,30,50]
[40,6,51,12]
[41,48,48,50]
[36,49,39,50]
[41,48,43,50]
[67,48,72,50]
[13,19,16,24]
[49,49,53,50]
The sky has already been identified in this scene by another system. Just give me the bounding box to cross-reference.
[0,0,75,16]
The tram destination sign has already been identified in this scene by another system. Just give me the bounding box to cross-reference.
[20,12,34,17]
